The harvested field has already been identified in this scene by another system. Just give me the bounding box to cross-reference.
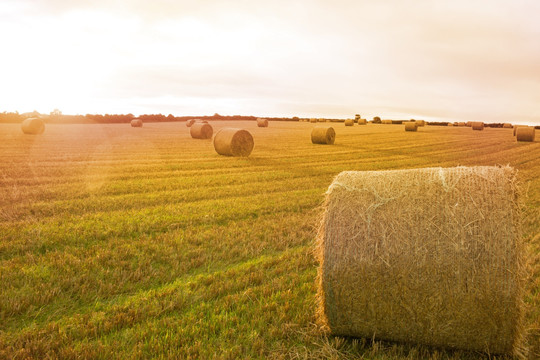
[0,121,538,359]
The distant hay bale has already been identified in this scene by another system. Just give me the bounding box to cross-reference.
[355,114,361,120]
[311,126,335,145]
[404,122,418,131]
[516,127,535,142]
[190,122,213,139]
[318,118,326,122]
[186,119,196,127]
[310,118,318,123]
[130,119,143,127]
[21,118,45,134]
[457,122,466,127]
[344,119,354,126]
[256,118,268,127]
[213,128,254,156]
[357,119,367,125]
[415,120,425,127]
[503,123,513,129]
[447,123,454,126]
[471,122,484,130]
[316,166,525,356]
[381,120,392,124]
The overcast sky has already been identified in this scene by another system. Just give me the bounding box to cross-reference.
[1,0,539,124]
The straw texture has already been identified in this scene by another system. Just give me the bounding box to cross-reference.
[357,119,367,125]
[344,119,354,126]
[213,128,254,156]
[381,120,392,124]
[130,119,143,127]
[21,118,45,134]
[405,122,418,132]
[471,122,484,130]
[415,120,425,127]
[186,119,196,127]
[516,127,535,142]
[316,166,525,356]
[310,118,317,123]
[311,126,335,145]
[503,123,513,128]
[256,118,268,127]
[514,125,527,136]
[190,122,213,139]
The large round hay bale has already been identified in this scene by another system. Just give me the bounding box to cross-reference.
[516,126,535,142]
[256,118,268,127]
[311,126,335,145]
[404,122,418,131]
[190,122,213,139]
[21,118,45,134]
[213,128,254,156]
[503,123,512,129]
[186,119,196,127]
[316,166,525,355]
[344,119,354,126]
[130,119,143,127]
[471,122,484,130]
[310,118,317,123]
[357,119,367,125]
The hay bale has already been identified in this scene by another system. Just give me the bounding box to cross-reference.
[311,126,335,145]
[357,119,367,125]
[130,119,143,127]
[447,123,454,126]
[503,123,513,129]
[466,121,472,127]
[316,166,525,356]
[310,118,318,123]
[318,118,326,123]
[213,128,254,156]
[344,119,354,126]
[457,122,466,127]
[256,118,268,127]
[355,114,361,121]
[404,122,418,131]
[516,127,535,142]
[415,120,425,127]
[381,120,393,124]
[186,119,196,127]
[513,125,527,136]
[190,122,213,139]
[471,122,484,130]
[21,118,45,134]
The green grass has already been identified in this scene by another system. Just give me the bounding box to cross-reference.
[1,121,539,359]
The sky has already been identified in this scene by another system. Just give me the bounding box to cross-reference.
[1,0,539,124]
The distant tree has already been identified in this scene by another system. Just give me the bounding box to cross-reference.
[373,116,381,123]
[292,116,299,121]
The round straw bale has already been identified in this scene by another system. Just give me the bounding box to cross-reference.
[311,126,335,145]
[404,122,418,131]
[503,123,512,129]
[213,128,254,156]
[130,119,143,127]
[186,119,196,127]
[190,122,213,139]
[357,119,367,125]
[344,119,354,126]
[415,120,425,127]
[516,126,535,142]
[21,118,45,134]
[471,121,484,130]
[457,122,466,126]
[318,118,326,122]
[256,118,268,127]
[513,125,527,136]
[355,114,361,121]
[447,123,454,126]
[310,118,317,123]
[316,166,525,355]
[466,121,472,127]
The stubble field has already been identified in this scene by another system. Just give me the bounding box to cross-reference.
[0,121,539,359]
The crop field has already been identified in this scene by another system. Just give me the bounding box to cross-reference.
[0,121,539,359]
